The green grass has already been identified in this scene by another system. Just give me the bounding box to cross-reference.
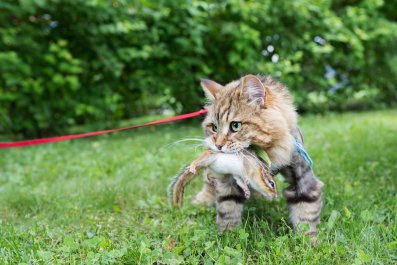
[1,110,396,264]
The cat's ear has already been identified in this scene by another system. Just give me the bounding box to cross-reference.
[242,75,265,106]
[201,79,222,101]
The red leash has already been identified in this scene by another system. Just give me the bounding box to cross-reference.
[0,109,208,148]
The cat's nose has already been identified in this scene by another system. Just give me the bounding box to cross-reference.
[215,144,223,150]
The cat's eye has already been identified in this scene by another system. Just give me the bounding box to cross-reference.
[211,123,218,132]
[268,180,275,189]
[230,121,242,132]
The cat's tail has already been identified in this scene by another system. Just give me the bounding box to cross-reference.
[168,166,197,207]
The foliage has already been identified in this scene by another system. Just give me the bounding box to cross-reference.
[0,0,396,136]
[0,110,397,263]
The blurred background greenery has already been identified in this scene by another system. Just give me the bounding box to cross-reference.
[0,0,396,137]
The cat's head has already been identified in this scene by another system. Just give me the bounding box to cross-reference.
[201,75,277,153]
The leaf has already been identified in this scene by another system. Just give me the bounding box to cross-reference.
[223,246,241,257]
[86,231,95,239]
[327,210,340,231]
[388,241,397,249]
[140,242,152,254]
[297,223,310,233]
[335,230,346,243]
[204,241,215,250]
[343,207,352,219]
[355,249,371,263]
[238,229,249,240]
[37,250,52,262]
[108,249,126,258]
[360,210,372,222]
[83,236,104,249]
[62,236,79,253]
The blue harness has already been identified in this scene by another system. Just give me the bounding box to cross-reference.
[294,139,313,168]
[255,138,313,175]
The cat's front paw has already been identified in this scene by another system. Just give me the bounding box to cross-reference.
[217,219,241,232]
[192,191,216,206]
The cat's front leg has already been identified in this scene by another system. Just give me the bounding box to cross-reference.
[215,178,246,232]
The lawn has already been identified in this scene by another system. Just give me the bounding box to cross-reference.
[1,110,396,264]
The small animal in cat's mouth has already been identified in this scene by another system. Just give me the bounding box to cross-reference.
[168,149,277,207]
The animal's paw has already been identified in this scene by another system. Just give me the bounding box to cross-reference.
[305,230,319,246]
[188,164,197,174]
[208,177,218,187]
[217,220,241,232]
[192,191,215,206]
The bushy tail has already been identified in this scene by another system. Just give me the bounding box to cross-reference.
[168,166,197,206]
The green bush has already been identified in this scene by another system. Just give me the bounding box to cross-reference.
[1,0,396,136]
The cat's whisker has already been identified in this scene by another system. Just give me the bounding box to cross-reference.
[191,143,206,152]
[237,150,259,178]
[241,152,257,169]
[237,152,249,178]
[172,138,206,144]
[245,152,263,167]
[161,138,206,150]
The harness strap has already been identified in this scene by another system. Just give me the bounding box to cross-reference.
[254,138,313,176]
[294,139,313,168]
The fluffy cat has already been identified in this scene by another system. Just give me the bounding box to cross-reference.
[194,74,324,236]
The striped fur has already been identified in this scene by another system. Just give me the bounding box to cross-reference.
[280,128,324,236]
[215,177,246,232]
[168,166,196,206]
[196,74,324,236]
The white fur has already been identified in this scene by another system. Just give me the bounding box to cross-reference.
[208,153,245,176]
[206,153,275,200]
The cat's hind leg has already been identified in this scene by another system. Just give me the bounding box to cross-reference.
[280,152,324,239]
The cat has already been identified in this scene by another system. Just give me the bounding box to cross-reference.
[193,74,324,237]
[168,149,278,231]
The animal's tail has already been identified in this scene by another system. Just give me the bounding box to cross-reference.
[168,166,197,207]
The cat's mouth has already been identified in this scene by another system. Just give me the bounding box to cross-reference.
[206,139,247,154]
[209,147,236,154]
[215,148,242,154]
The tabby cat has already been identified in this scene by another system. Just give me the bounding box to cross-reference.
[193,74,324,236]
